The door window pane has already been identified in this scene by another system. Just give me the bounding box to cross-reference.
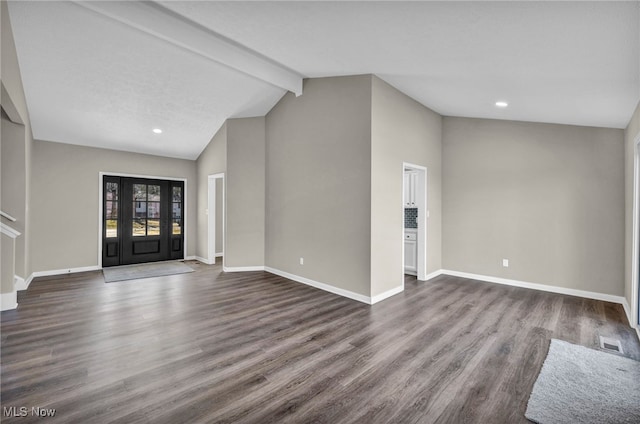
[172,187,182,202]
[148,202,160,219]
[134,201,147,218]
[104,180,119,239]
[129,183,167,238]
[172,186,182,235]
[147,219,160,236]
[106,220,118,238]
[106,201,118,219]
[172,203,181,219]
[133,218,146,236]
[173,219,181,235]
[106,182,118,201]
[148,185,161,201]
[133,184,147,201]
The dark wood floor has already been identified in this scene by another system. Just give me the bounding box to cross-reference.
[1,261,638,423]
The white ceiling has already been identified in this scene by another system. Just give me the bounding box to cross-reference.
[8,1,640,160]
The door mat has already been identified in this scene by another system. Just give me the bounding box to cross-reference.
[103,261,194,283]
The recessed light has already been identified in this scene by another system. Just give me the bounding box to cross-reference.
[152,128,162,134]
[495,101,508,108]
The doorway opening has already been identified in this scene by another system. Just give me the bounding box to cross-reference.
[208,174,225,265]
[100,175,185,267]
[402,162,427,282]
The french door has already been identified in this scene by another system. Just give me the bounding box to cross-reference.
[102,176,184,267]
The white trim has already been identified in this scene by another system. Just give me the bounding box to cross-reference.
[224,266,265,272]
[631,133,640,331]
[441,269,627,305]
[0,291,17,311]
[622,297,640,340]
[184,256,196,261]
[14,275,28,291]
[1,222,21,239]
[216,252,224,258]
[264,267,371,304]
[98,172,189,268]
[31,266,102,279]
[1,82,25,125]
[195,256,213,265]
[371,285,404,304]
[0,210,17,222]
[72,1,303,96]
[622,298,632,327]
[424,269,444,281]
[195,255,221,265]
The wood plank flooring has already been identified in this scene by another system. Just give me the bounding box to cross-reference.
[1,261,638,423]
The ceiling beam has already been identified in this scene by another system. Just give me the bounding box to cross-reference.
[72,1,303,96]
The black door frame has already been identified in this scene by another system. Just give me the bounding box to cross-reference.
[99,173,187,268]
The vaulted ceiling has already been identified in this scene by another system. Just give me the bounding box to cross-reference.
[7,1,640,160]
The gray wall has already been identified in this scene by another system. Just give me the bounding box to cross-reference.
[443,117,624,296]
[624,101,640,314]
[371,76,442,296]
[1,0,33,283]
[195,123,226,260]
[1,0,30,124]
[1,112,26,280]
[1,234,15,296]
[226,117,265,268]
[31,140,197,272]
[265,76,372,297]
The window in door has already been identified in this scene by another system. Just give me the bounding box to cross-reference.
[105,181,119,238]
[132,183,161,237]
[172,186,182,235]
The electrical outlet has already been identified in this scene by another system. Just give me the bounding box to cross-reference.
[299,257,304,265]
[502,259,509,268]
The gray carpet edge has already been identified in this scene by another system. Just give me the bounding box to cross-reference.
[525,338,640,424]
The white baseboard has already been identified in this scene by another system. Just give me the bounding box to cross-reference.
[223,265,265,272]
[184,255,196,261]
[216,252,223,258]
[371,285,404,304]
[195,256,213,265]
[440,269,627,305]
[30,265,102,279]
[14,275,28,291]
[424,269,444,281]
[0,290,18,311]
[622,298,632,327]
[621,298,640,340]
[264,266,371,305]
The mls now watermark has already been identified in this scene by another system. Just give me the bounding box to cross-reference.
[3,406,56,418]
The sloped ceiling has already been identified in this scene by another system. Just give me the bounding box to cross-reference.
[7,1,640,160]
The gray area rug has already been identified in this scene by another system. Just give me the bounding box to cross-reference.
[103,261,194,283]
[525,339,640,424]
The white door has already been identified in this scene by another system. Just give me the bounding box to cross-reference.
[403,173,411,207]
[409,172,418,207]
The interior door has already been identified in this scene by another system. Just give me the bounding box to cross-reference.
[102,176,184,267]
